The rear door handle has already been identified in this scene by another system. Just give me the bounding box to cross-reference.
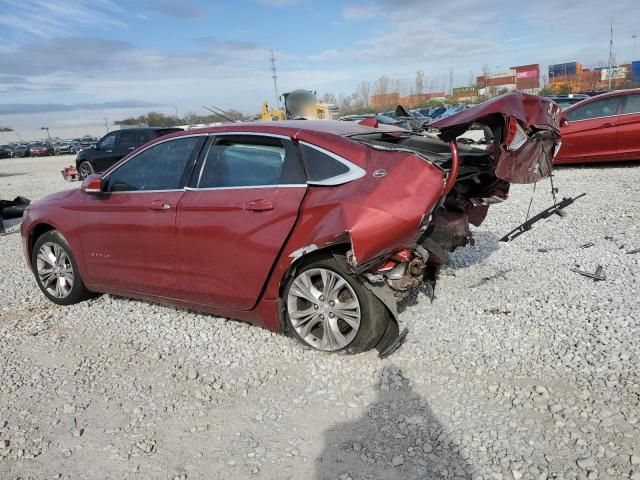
[244,199,274,212]
[600,123,615,128]
[146,201,172,211]
[128,146,135,150]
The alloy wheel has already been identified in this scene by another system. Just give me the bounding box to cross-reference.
[79,162,93,179]
[287,268,361,351]
[36,242,74,298]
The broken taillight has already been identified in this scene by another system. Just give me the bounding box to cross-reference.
[505,117,527,151]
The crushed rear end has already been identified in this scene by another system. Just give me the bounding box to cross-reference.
[346,92,561,354]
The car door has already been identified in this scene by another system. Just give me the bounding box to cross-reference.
[77,135,205,296]
[617,93,640,160]
[92,131,121,172]
[559,96,622,162]
[175,134,307,310]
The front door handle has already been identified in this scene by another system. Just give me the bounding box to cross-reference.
[146,201,172,211]
[600,123,615,129]
[244,199,274,212]
[128,146,135,150]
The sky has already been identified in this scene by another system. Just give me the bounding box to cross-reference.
[0,0,639,133]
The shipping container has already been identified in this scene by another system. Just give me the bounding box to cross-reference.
[452,86,478,94]
[549,62,582,78]
[512,64,540,73]
[633,61,640,83]
[485,69,515,79]
[516,77,540,90]
[516,70,538,79]
[599,66,628,80]
[485,76,516,87]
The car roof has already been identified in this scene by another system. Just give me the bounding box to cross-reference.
[181,120,403,137]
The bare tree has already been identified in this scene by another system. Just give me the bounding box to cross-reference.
[320,92,337,104]
[355,81,372,108]
[448,68,454,95]
[374,75,391,96]
[415,70,424,95]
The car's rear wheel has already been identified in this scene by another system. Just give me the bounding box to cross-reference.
[32,230,93,305]
[78,161,94,180]
[284,256,390,354]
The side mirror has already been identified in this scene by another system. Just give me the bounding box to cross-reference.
[81,174,103,194]
[92,144,98,150]
[559,117,568,127]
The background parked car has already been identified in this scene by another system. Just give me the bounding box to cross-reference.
[555,88,640,164]
[12,144,30,158]
[54,142,76,155]
[75,127,183,179]
[28,143,49,157]
[545,94,590,110]
[0,144,13,158]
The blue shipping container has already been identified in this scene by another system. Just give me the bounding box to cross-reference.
[633,61,640,83]
[549,62,578,78]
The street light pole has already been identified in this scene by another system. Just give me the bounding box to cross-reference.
[633,34,637,60]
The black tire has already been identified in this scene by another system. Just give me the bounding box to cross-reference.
[78,160,94,180]
[283,255,390,354]
[32,230,94,305]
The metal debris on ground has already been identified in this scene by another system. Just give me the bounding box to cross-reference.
[581,242,594,249]
[571,265,606,281]
[61,166,79,181]
[627,248,640,254]
[499,193,587,242]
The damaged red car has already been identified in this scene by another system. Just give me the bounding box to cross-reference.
[21,92,560,357]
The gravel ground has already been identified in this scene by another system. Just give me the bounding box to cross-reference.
[1,155,639,480]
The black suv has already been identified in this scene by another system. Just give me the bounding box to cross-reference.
[75,127,182,179]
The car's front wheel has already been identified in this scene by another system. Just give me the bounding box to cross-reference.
[284,255,390,354]
[78,161,94,180]
[32,230,94,305]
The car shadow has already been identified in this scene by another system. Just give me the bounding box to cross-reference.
[314,367,473,480]
[448,231,500,270]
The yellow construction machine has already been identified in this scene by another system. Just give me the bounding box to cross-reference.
[260,89,336,121]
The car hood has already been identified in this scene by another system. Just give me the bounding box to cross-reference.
[33,189,77,206]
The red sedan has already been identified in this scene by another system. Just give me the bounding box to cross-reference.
[21,92,560,356]
[555,88,640,164]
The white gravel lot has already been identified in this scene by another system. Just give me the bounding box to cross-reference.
[1,154,639,480]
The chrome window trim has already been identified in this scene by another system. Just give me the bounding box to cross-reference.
[101,133,208,193]
[108,189,185,195]
[565,113,619,123]
[185,185,306,192]
[298,141,366,186]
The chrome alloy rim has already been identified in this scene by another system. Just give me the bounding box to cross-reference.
[36,242,74,298]
[287,268,361,351]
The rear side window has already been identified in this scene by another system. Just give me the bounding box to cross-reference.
[197,135,304,188]
[106,136,203,192]
[299,144,349,182]
[623,94,640,114]
[566,97,621,121]
[118,131,149,149]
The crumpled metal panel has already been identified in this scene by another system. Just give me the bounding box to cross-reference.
[263,150,445,299]
[433,91,561,184]
[433,91,560,133]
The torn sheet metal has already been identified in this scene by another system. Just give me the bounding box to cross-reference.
[571,266,606,281]
[433,91,561,184]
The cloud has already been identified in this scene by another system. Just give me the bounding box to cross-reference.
[148,0,206,19]
[0,100,158,115]
[0,0,125,38]
[342,5,380,21]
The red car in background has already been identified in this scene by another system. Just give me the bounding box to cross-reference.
[21,92,560,356]
[555,88,640,164]
[28,143,50,157]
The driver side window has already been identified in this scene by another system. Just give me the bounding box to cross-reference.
[106,136,203,192]
[98,132,118,150]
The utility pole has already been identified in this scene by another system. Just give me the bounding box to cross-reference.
[174,106,179,125]
[608,17,614,90]
[633,34,637,60]
[270,50,280,109]
[104,117,109,133]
